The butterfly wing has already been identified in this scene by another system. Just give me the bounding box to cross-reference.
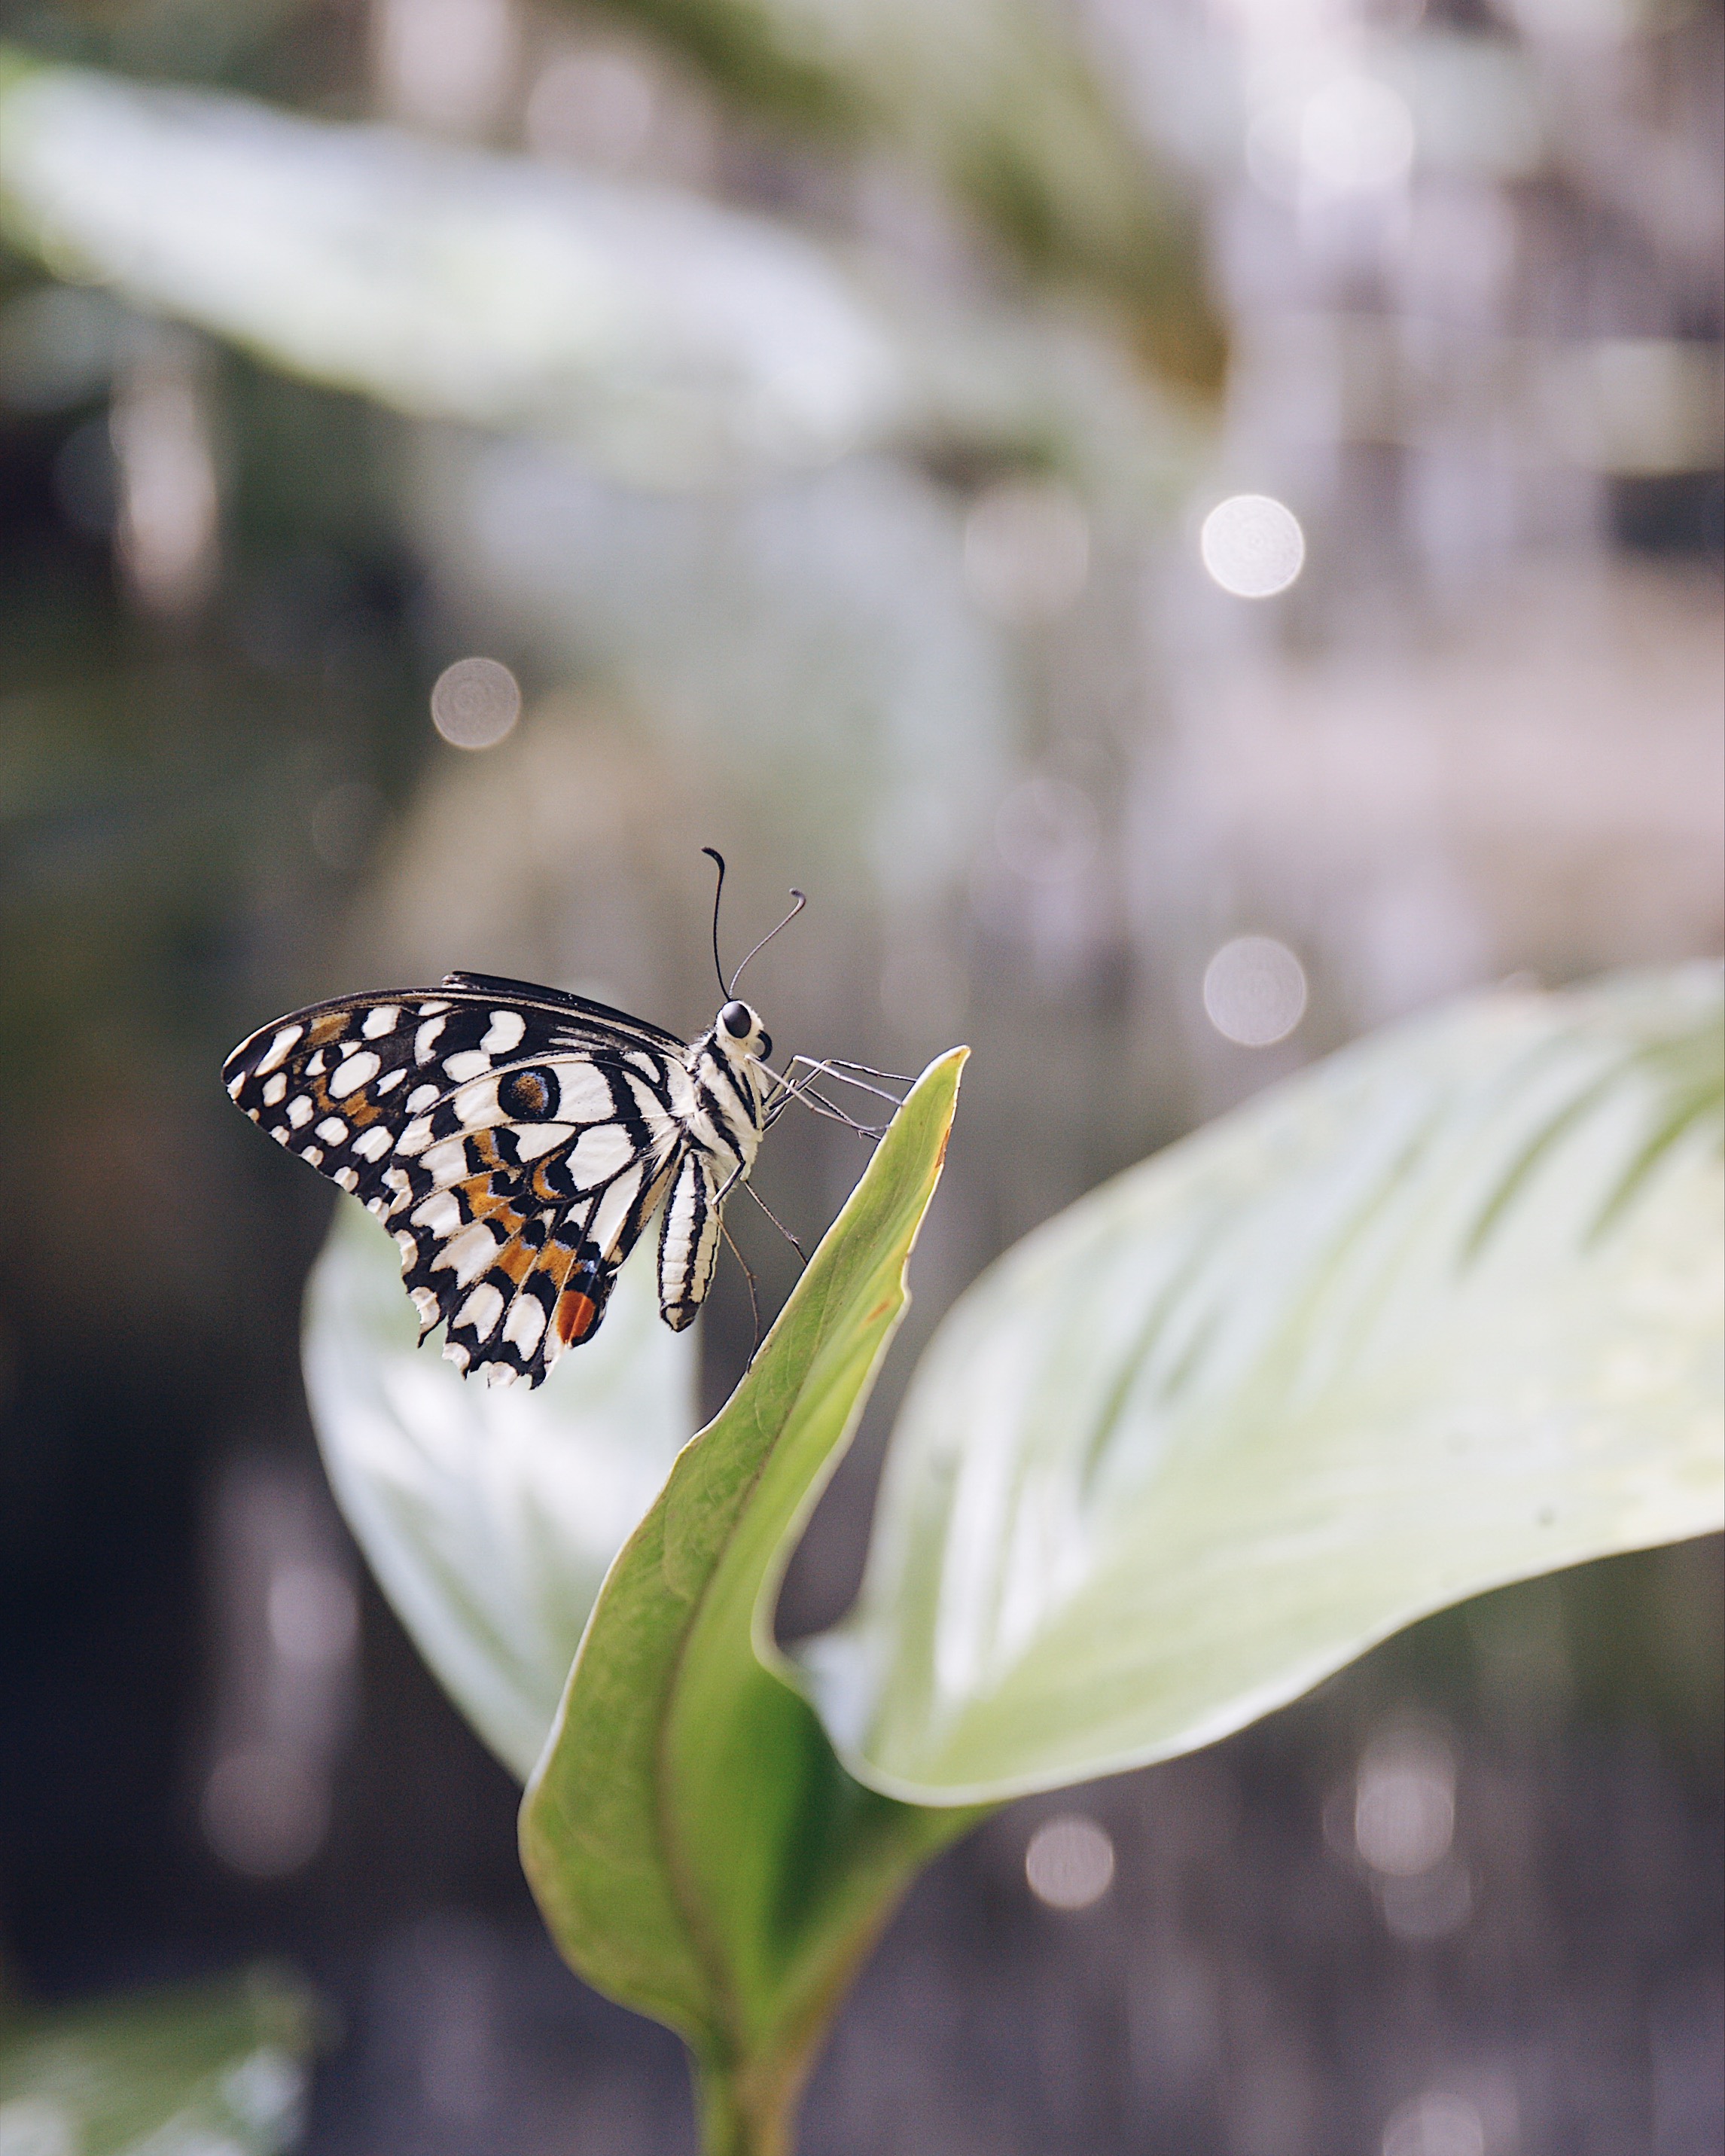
[223,982,693,1385]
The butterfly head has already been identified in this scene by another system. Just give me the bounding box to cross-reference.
[715,998,773,1065]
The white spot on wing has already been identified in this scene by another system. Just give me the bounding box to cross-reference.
[443,1049,492,1084]
[503,1296,546,1354]
[417,1000,450,1015]
[415,1017,447,1061]
[300,1144,324,1165]
[352,1125,393,1162]
[334,1166,359,1191]
[254,1024,302,1077]
[262,1072,288,1106]
[453,1080,501,1127]
[455,1279,504,1340]
[329,1051,381,1099]
[286,1094,313,1129]
[405,1084,440,1112]
[364,1005,401,1038]
[437,1220,503,1285]
[590,1164,645,1254]
[486,1362,517,1388]
[420,1137,469,1186]
[377,1066,407,1094]
[512,1121,575,1160]
[567,1121,636,1188]
[553,1063,617,1122]
[626,1071,678,1127]
[317,1117,349,1144]
[412,1189,462,1239]
[483,1009,526,1054]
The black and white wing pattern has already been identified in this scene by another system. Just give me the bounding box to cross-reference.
[222,973,697,1387]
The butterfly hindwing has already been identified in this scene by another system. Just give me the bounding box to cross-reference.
[222,980,692,1383]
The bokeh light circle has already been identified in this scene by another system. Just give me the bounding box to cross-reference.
[1302,75,1416,194]
[430,655,522,749]
[1025,1814,1116,1910]
[1199,494,1306,598]
[1381,2091,1486,2156]
[1202,936,1309,1046]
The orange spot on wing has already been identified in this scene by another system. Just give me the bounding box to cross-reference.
[460,1173,514,1220]
[309,1011,348,1045]
[556,1289,599,1345]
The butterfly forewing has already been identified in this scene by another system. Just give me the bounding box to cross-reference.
[222,978,691,1386]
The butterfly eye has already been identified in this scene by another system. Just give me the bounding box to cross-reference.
[499,1066,558,1119]
[756,1032,773,1060]
[720,1000,754,1039]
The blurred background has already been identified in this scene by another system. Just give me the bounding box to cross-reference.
[0,0,1719,2148]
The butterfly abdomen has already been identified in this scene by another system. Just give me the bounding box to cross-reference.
[657,1150,723,1331]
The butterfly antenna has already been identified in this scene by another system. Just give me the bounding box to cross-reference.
[729,889,807,998]
[701,847,728,999]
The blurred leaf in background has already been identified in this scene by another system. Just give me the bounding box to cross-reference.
[0,1965,320,2156]
[0,49,1206,486]
[303,1203,697,1781]
[570,0,1227,389]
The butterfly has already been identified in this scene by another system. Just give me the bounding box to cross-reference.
[223,855,899,1388]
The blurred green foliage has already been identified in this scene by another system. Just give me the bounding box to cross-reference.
[0,1965,321,2156]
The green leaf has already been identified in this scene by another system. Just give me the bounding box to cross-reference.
[303,1203,697,1782]
[805,967,1724,1802]
[0,1966,319,2156]
[520,1051,975,2156]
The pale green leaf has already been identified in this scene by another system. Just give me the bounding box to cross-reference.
[303,1203,696,1781]
[806,967,1724,1801]
[0,50,1196,490]
[0,53,901,482]
[0,1967,318,2156]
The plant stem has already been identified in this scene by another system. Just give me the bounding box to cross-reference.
[696,2057,799,2156]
